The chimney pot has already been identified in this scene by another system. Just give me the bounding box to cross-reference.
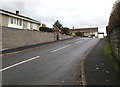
[16,11,19,15]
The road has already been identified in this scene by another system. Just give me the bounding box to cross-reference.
[1,38,100,85]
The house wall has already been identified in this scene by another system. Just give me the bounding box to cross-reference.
[1,15,9,27]
[0,25,1,87]
[94,32,98,37]
[23,21,40,31]
[0,14,40,31]
[71,28,98,37]
[0,14,2,52]
[23,20,28,29]
[1,26,72,51]
[37,24,40,31]
[0,13,1,23]
[98,34,104,38]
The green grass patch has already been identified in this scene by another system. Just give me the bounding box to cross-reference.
[103,42,120,73]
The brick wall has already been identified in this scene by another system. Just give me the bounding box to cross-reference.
[1,26,72,51]
[107,26,120,62]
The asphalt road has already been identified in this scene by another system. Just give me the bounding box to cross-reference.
[1,38,100,85]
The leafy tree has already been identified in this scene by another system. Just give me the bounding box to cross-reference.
[75,32,84,37]
[39,27,53,32]
[53,20,63,29]
[61,27,70,35]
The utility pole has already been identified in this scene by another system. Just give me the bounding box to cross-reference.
[73,26,74,29]
[90,25,91,37]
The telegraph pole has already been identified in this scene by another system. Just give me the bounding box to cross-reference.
[90,25,91,37]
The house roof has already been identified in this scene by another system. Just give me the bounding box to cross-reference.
[0,9,41,24]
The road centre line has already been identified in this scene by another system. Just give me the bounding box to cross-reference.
[0,56,40,72]
[51,45,71,52]
[75,41,82,43]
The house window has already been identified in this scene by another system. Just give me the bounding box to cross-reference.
[13,18,16,24]
[27,22,30,29]
[19,20,22,26]
[33,24,37,30]
[9,17,22,26]
[17,19,19,25]
[30,23,33,30]
[17,19,22,26]
[11,18,13,24]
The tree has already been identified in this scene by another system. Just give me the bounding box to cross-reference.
[75,32,84,37]
[108,1,120,28]
[61,27,70,35]
[53,20,63,29]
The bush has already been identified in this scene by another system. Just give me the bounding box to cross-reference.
[39,27,53,32]
[60,27,70,35]
[108,1,120,28]
[75,32,84,36]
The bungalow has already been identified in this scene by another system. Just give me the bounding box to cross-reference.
[0,9,41,31]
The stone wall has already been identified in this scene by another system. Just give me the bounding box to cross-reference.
[1,26,72,51]
[107,26,120,62]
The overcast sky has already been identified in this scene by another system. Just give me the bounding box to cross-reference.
[0,0,116,34]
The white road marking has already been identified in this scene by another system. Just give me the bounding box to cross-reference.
[75,41,82,43]
[0,56,40,72]
[51,45,71,52]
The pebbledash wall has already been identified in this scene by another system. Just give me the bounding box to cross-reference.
[107,26,120,62]
[1,26,72,51]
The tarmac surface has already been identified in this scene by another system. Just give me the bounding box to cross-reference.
[84,39,119,86]
[2,38,99,85]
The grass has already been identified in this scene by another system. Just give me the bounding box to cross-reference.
[103,42,120,73]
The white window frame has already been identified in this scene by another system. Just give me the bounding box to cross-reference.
[8,17,23,29]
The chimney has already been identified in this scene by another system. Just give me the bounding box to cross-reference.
[16,11,19,15]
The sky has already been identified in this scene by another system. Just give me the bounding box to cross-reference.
[0,0,116,35]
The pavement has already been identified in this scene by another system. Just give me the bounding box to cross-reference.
[84,38,119,86]
[1,38,100,85]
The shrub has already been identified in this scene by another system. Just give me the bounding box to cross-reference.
[75,32,84,36]
[39,27,53,32]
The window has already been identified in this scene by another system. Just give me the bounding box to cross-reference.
[17,19,19,25]
[19,20,22,26]
[9,17,22,26]
[29,23,37,30]
[13,18,16,24]
[17,19,22,26]
[27,22,30,29]
[11,18,13,24]
[30,23,33,30]
[33,24,37,29]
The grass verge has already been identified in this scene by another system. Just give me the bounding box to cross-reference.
[103,42,120,73]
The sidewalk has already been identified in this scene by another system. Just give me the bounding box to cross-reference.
[84,39,119,86]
